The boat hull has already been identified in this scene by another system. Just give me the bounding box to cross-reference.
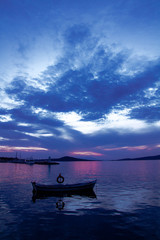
[31,180,97,195]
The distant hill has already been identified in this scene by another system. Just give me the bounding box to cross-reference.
[0,155,97,163]
[55,154,160,162]
[1,154,160,163]
[54,156,95,161]
[117,154,160,161]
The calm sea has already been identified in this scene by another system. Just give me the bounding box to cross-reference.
[0,160,160,240]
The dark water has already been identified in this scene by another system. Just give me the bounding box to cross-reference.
[0,160,160,240]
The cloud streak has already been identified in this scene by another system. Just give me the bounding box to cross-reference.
[71,151,103,157]
[0,146,48,152]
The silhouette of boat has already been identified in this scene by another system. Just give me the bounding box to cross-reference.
[32,188,96,202]
[34,161,59,165]
[31,180,97,195]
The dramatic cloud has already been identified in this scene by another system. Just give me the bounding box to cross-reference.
[0,0,160,159]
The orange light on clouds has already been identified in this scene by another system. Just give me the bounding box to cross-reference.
[71,151,103,156]
[0,146,48,152]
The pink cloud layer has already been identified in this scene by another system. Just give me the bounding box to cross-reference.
[71,151,103,156]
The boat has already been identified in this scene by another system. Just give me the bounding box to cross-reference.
[31,179,97,195]
[25,159,35,165]
[34,161,59,165]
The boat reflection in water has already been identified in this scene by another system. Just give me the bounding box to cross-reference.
[32,187,97,210]
[32,176,97,210]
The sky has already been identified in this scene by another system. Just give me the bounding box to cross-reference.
[0,0,160,160]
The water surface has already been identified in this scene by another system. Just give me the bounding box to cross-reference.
[0,160,160,239]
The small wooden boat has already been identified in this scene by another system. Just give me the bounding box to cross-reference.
[31,180,97,194]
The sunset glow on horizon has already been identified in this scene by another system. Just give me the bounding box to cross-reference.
[71,151,104,157]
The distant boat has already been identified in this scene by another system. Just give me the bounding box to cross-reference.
[33,157,59,165]
[25,159,35,165]
[31,180,97,194]
[34,161,59,165]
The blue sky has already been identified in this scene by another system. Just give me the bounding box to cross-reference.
[0,0,160,160]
